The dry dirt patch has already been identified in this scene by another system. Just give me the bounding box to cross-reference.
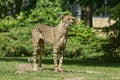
[62,77,85,80]
[15,63,101,74]
[15,63,33,74]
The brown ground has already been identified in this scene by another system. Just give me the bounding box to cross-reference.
[15,63,33,74]
[16,63,101,75]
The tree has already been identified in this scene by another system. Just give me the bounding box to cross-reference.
[80,0,97,27]
[0,0,37,18]
[15,0,23,14]
[81,2,93,27]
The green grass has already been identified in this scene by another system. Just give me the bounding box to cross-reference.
[0,57,120,80]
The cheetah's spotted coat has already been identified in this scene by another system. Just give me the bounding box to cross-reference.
[31,15,74,72]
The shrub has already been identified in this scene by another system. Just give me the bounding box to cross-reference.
[0,27,33,57]
[28,0,70,26]
[0,16,19,32]
[0,12,29,32]
[65,21,107,59]
[103,3,120,58]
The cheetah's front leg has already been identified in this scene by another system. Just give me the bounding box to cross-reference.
[58,48,64,72]
[53,46,58,72]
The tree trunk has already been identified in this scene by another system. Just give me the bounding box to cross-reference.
[15,0,23,14]
[81,3,93,27]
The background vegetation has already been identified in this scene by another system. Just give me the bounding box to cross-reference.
[0,0,120,62]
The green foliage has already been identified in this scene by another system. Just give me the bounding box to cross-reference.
[0,0,69,32]
[0,16,19,32]
[103,3,120,58]
[65,21,107,59]
[0,12,30,32]
[28,0,69,26]
[107,0,120,8]
[109,3,120,21]
[0,0,15,18]
[0,27,33,57]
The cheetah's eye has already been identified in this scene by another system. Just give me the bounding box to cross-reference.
[67,18,70,20]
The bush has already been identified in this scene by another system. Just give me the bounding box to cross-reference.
[0,12,29,32]
[28,0,70,26]
[0,16,19,32]
[0,27,33,57]
[65,21,107,59]
[103,3,120,58]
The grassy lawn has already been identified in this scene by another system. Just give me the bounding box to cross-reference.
[0,57,119,80]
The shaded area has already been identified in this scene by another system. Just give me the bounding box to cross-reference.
[0,57,27,63]
[0,57,120,68]
[100,3,120,61]
[0,0,38,18]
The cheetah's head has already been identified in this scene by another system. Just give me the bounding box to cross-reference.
[62,15,74,27]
